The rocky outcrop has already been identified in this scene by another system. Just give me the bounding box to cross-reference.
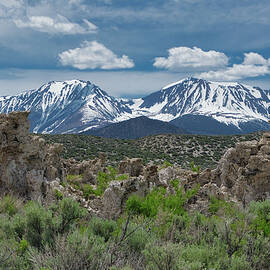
[0,112,65,200]
[101,132,270,217]
[1,111,270,219]
[118,158,143,177]
[63,152,106,184]
[210,133,270,204]
[102,176,148,219]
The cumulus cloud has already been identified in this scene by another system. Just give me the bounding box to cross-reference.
[243,52,268,65]
[199,64,270,81]
[154,47,270,81]
[59,41,134,70]
[14,14,97,34]
[198,52,270,81]
[153,46,228,71]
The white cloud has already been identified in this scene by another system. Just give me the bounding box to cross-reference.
[59,41,134,70]
[14,14,97,34]
[199,64,270,81]
[243,52,268,65]
[198,52,270,81]
[154,48,270,82]
[153,46,228,71]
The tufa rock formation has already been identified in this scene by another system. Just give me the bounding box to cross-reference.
[0,111,65,200]
[118,158,144,177]
[1,111,270,219]
[211,133,270,204]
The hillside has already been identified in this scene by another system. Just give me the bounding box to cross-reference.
[39,132,262,169]
[85,116,187,139]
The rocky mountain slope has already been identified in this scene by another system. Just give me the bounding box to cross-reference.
[0,77,270,135]
[0,80,131,133]
[121,77,270,134]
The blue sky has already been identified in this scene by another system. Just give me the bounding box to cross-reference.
[1,0,270,97]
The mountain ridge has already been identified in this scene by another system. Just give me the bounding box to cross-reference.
[0,77,269,135]
[84,116,188,139]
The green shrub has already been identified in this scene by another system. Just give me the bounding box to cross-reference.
[87,166,126,197]
[143,242,180,270]
[57,198,87,233]
[0,195,21,216]
[244,233,270,269]
[116,174,129,181]
[178,244,227,270]
[95,167,117,196]
[189,161,201,173]
[54,189,63,200]
[127,226,150,252]
[17,239,29,255]
[24,202,55,249]
[160,160,172,169]
[249,200,270,236]
[126,195,144,216]
[11,214,26,240]
[67,174,83,181]
[82,184,95,199]
[88,217,117,242]
[126,182,199,219]
[28,230,106,270]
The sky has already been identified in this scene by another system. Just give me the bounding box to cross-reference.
[1,0,270,97]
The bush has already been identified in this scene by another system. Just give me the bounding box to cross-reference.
[82,184,95,199]
[189,161,201,173]
[57,198,87,233]
[24,202,55,249]
[0,195,22,216]
[249,200,270,236]
[83,167,128,197]
[28,230,106,270]
[126,181,199,219]
[160,160,172,169]
[127,226,150,252]
[143,242,180,270]
[66,174,83,181]
[88,217,117,242]
[54,189,63,200]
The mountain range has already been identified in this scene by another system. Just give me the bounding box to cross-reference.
[0,77,270,136]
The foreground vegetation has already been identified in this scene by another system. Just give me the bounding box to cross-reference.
[0,185,269,269]
[39,132,261,169]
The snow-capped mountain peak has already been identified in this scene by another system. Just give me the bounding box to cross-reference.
[127,77,270,127]
[0,77,269,135]
[0,79,131,133]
